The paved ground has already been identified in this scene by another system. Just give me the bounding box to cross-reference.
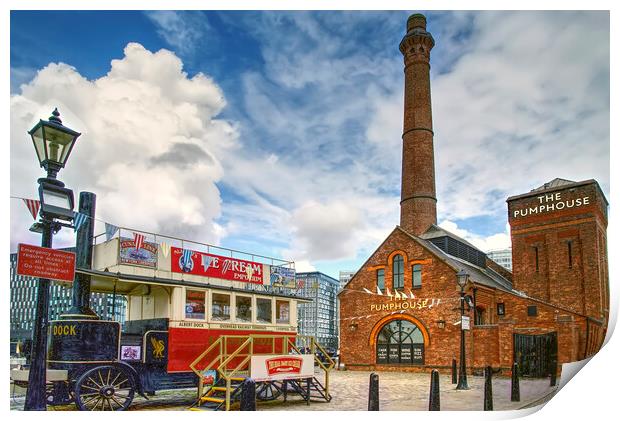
[10,369,558,411]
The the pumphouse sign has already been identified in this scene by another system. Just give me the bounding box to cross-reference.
[511,191,591,218]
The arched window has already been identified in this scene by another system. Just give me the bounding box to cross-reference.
[376,269,385,291]
[393,255,404,289]
[412,264,422,288]
[376,320,424,365]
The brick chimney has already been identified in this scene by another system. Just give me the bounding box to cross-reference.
[398,14,437,236]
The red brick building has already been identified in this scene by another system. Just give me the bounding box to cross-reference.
[338,14,609,376]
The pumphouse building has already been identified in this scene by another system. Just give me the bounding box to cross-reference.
[338,14,609,376]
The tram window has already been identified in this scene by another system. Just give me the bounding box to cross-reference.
[185,290,206,320]
[236,295,252,323]
[257,298,272,323]
[211,293,231,321]
[276,300,290,324]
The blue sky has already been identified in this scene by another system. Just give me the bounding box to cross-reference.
[10,11,610,279]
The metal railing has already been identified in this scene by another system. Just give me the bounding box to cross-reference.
[93,226,294,268]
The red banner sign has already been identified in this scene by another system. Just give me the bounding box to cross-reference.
[16,243,76,283]
[170,247,264,284]
[265,356,303,376]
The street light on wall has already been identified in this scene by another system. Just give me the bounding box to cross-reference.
[455,269,470,390]
[24,108,80,411]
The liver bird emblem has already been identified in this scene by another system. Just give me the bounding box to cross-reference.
[150,336,165,359]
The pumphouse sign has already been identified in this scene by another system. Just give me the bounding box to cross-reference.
[512,191,591,218]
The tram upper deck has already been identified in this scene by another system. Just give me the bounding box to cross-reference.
[76,233,308,372]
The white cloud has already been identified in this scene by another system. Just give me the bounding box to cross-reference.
[287,201,363,261]
[10,43,234,250]
[432,11,609,220]
[144,11,211,57]
[10,12,608,276]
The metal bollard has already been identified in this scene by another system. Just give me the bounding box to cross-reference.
[428,369,440,411]
[368,372,379,411]
[240,378,256,411]
[484,366,493,411]
[451,358,457,384]
[511,362,520,402]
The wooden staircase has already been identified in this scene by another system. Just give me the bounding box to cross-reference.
[191,375,246,411]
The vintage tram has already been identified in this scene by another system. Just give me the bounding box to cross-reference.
[14,231,333,411]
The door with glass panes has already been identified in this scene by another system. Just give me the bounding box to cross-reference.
[376,319,424,365]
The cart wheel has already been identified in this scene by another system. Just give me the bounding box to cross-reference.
[74,365,135,411]
[256,381,282,401]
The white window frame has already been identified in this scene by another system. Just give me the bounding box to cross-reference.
[184,288,208,321]
[210,291,232,322]
[275,299,291,325]
[256,296,273,324]
[234,293,253,324]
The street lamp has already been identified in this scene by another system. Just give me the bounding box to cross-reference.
[456,269,470,390]
[24,108,80,411]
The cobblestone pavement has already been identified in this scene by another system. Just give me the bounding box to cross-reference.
[10,369,558,411]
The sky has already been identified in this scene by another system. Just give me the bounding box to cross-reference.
[9,10,610,279]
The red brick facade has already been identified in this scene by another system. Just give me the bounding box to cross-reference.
[337,14,609,377]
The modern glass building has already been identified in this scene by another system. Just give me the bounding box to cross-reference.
[10,250,127,351]
[487,248,513,271]
[338,270,355,291]
[296,272,339,352]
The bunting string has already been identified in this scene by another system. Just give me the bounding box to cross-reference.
[160,241,170,258]
[105,223,119,241]
[73,212,88,232]
[133,232,146,250]
[22,199,40,220]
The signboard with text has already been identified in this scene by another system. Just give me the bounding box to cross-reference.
[462,315,471,330]
[171,246,266,284]
[16,244,76,283]
[119,237,158,268]
[250,354,314,381]
[269,266,296,288]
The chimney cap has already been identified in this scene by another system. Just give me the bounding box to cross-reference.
[407,13,427,31]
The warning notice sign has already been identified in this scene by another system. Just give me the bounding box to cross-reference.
[16,244,76,283]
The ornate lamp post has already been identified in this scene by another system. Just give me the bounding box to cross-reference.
[24,108,80,410]
[456,269,470,390]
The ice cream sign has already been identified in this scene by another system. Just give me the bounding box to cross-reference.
[170,247,267,284]
[250,355,314,380]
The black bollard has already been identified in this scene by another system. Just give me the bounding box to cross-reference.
[428,369,440,411]
[511,362,520,402]
[240,378,256,411]
[451,359,457,384]
[368,373,379,411]
[484,366,493,411]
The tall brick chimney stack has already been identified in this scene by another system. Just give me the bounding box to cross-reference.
[398,14,437,236]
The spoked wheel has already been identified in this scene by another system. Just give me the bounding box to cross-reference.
[74,365,135,411]
[256,381,282,401]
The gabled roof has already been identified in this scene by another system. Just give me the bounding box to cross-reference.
[419,224,481,251]
[338,225,513,295]
[530,178,576,192]
[399,227,513,292]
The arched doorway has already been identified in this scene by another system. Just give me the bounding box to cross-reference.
[376,319,425,365]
